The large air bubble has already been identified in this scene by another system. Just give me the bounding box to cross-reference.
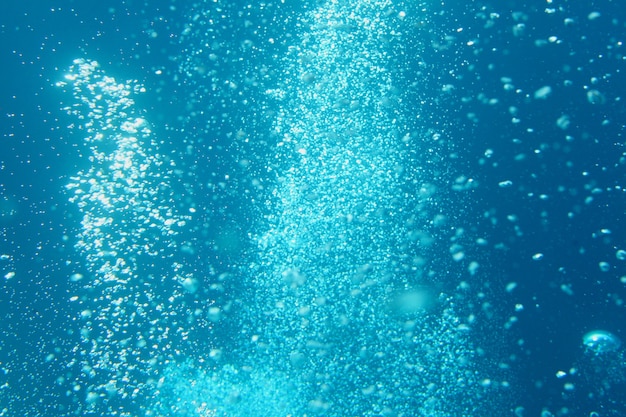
[583,330,622,354]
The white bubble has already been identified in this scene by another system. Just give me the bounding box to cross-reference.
[207,307,222,322]
[85,391,99,404]
[70,273,84,282]
[534,86,552,100]
[556,115,570,130]
[468,261,480,275]
[583,330,621,354]
[586,89,606,105]
[587,11,601,20]
[181,277,199,293]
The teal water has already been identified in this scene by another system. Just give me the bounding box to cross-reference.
[1,1,626,416]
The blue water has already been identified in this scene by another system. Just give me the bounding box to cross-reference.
[1,0,625,416]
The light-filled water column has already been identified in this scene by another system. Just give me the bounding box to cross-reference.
[153,1,489,416]
[241,0,485,415]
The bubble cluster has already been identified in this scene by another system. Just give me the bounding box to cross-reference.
[60,2,496,416]
[58,59,196,412]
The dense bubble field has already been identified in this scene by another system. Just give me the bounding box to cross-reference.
[1,0,626,416]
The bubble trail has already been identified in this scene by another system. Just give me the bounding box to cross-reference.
[244,1,483,415]
[58,59,194,413]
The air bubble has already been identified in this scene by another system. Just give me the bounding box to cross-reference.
[583,330,622,354]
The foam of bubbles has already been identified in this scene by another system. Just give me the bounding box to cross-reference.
[151,1,489,416]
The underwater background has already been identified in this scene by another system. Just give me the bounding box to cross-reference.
[1,0,625,416]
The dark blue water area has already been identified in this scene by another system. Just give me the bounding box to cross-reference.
[1,0,626,416]
[440,2,626,414]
